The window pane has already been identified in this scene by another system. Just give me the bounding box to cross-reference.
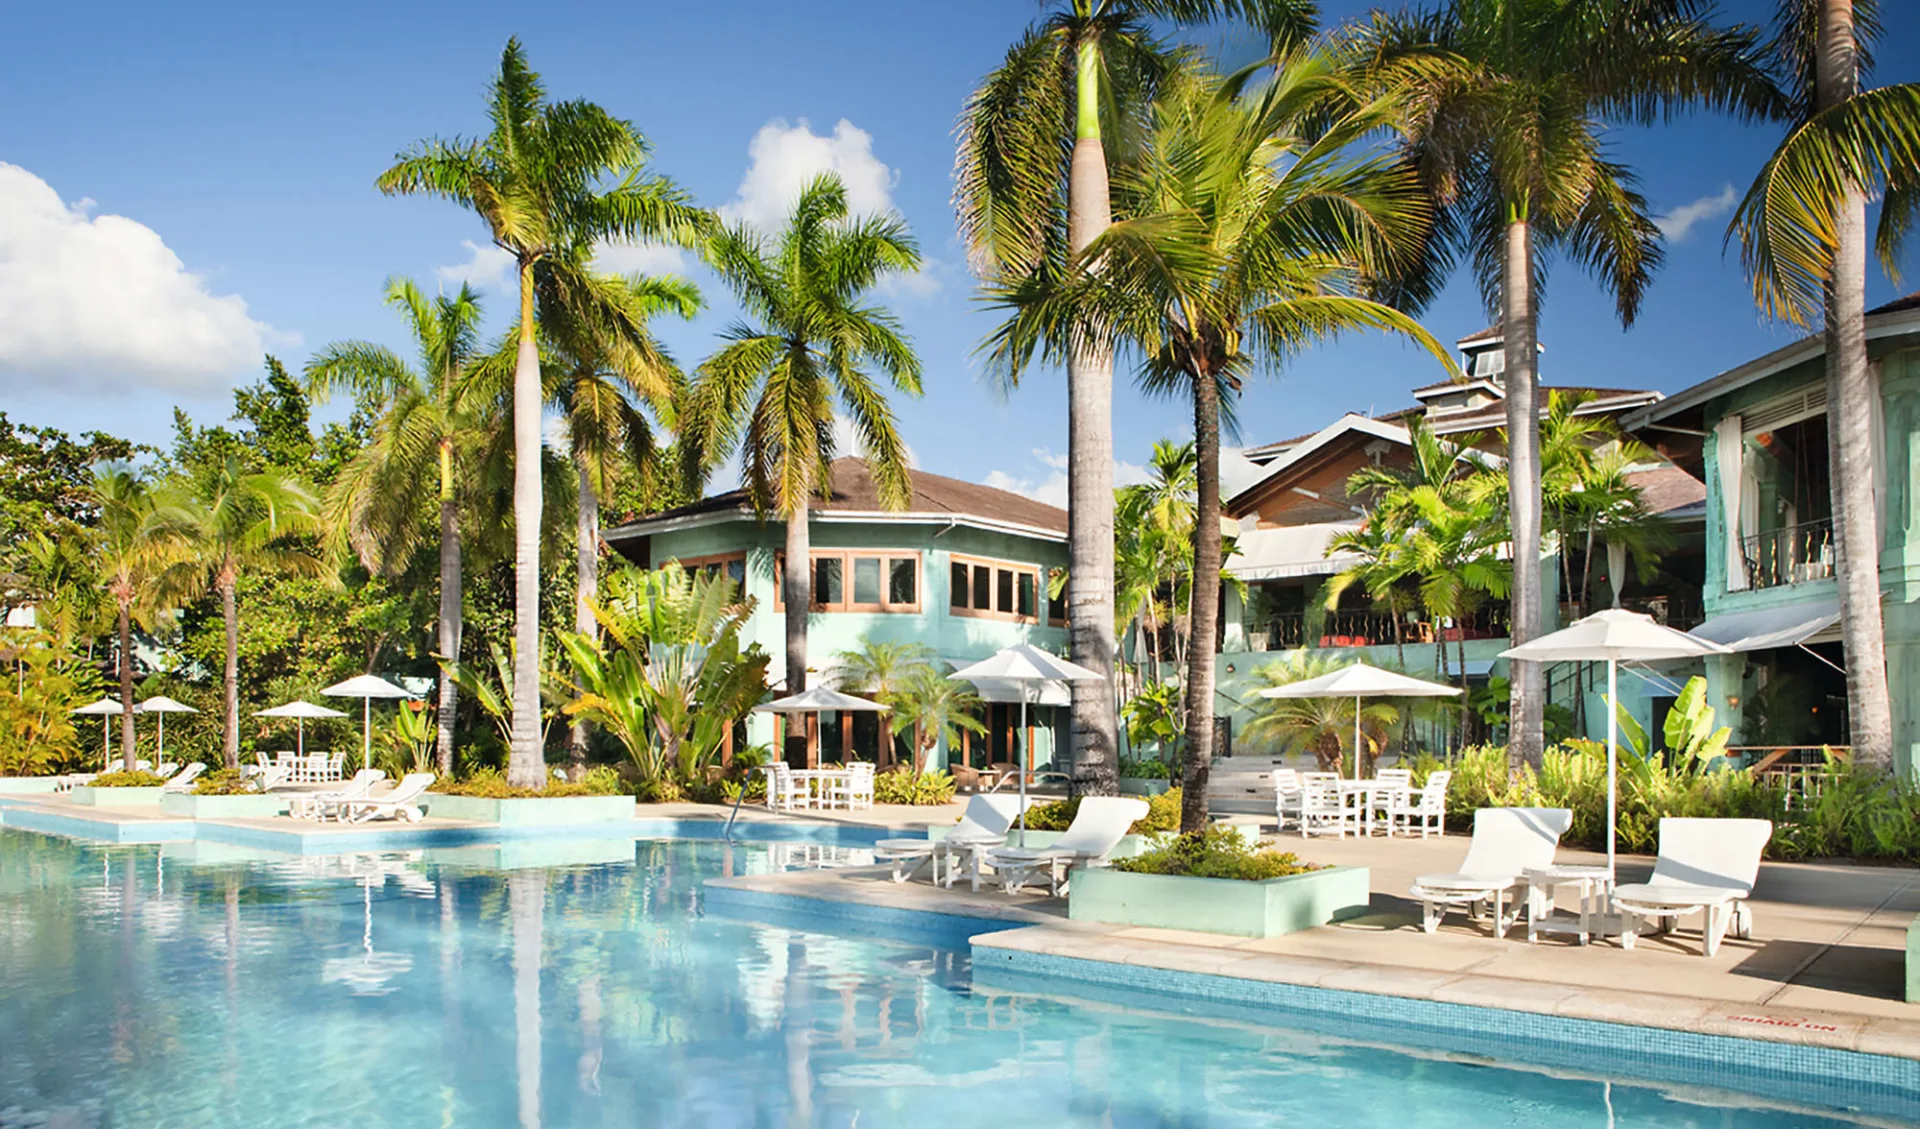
[950,562,970,610]
[889,558,916,607]
[1017,572,1036,618]
[853,557,881,605]
[973,565,992,610]
[996,568,1014,613]
[814,556,843,607]
[727,559,745,586]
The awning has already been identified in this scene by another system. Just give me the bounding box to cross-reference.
[1227,522,1362,582]
[1443,657,1495,678]
[1688,599,1841,653]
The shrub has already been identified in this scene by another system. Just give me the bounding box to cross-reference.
[88,770,167,788]
[1021,787,1182,834]
[429,765,624,799]
[1118,756,1173,781]
[874,769,956,806]
[193,768,257,795]
[1113,827,1322,881]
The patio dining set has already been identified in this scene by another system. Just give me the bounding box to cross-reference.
[760,762,876,812]
[1271,767,1452,839]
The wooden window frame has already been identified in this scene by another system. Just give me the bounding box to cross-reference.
[666,552,747,588]
[949,553,1042,625]
[774,550,922,614]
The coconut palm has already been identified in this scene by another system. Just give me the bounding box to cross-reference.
[91,466,190,771]
[1361,0,1782,768]
[683,174,922,701]
[989,56,1449,832]
[377,38,710,786]
[958,0,1319,798]
[1730,0,1920,770]
[887,669,989,775]
[306,278,489,775]
[166,458,325,770]
[1245,650,1403,774]
[833,638,941,766]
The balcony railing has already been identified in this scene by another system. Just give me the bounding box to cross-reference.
[1559,594,1706,630]
[1245,606,1510,651]
[1740,518,1834,590]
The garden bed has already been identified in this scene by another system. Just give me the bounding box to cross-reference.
[160,793,289,819]
[420,793,636,826]
[1068,865,1371,938]
[70,786,166,807]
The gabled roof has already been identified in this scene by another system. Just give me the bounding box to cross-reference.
[1457,325,1502,345]
[1625,464,1707,520]
[1227,414,1413,516]
[606,457,1069,542]
[1427,386,1664,434]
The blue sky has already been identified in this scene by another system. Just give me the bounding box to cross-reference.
[4,0,1918,506]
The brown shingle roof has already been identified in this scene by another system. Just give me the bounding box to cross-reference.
[1870,291,1920,316]
[625,457,1068,535]
[1625,464,1706,517]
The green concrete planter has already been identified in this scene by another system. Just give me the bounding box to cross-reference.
[70,785,166,807]
[159,793,289,819]
[1068,865,1371,938]
[1118,778,1172,797]
[1907,915,1920,1004]
[0,777,64,794]
[421,793,636,826]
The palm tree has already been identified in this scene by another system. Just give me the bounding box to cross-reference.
[887,669,990,775]
[1730,0,1920,770]
[834,637,941,766]
[166,458,324,770]
[957,0,1318,798]
[378,38,710,787]
[91,466,188,771]
[1363,0,1781,768]
[306,278,488,775]
[1114,441,1196,688]
[989,56,1449,833]
[1245,651,1403,774]
[684,174,922,703]
[1401,483,1513,746]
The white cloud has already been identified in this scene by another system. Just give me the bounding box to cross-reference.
[0,163,282,394]
[722,118,898,234]
[831,413,918,467]
[1655,184,1737,242]
[593,240,690,278]
[436,239,515,293]
[984,449,1147,510]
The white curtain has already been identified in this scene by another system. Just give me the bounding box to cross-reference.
[1715,415,1747,591]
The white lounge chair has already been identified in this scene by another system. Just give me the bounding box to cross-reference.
[1270,769,1302,832]
[160,763,206,793]
[873,795,1029,887]
[339,773,436,823]
[1614,817,1772,957]
[288,769,389,821]
[243,764,291,793]
[154,761,180,780]
[1410,807,1572,936]
[983,796,1148,895]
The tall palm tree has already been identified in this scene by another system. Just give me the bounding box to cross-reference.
[378,38,710,787]
[684,174,922,705]
[1362,0,1781,768]
[307,278,489,775]
[1730,0,1920,770]
[166,459,324,770]
[991,56,1449,832]
[1114,440,1196,687]
[834,637,941,766]
[91,466,189,772]
[957,0,1318,798]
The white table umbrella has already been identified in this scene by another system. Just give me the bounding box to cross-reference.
[71,697,126,767]
[950,645,1102,845]
[138,696,198,759]
[1258,662,1462,778]
[1502,608,1730,876]
[256,700,348,758]
[322,675,415,772]
[756,686,890,770]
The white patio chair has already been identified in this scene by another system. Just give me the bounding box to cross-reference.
[1391,769,1450,838]
[160,763,206,793]
[873,794,1027,887]
[289,769,389,821]
[326,753,346,782]
[339,773,436,823]
[1270,768,1303,832]
[764,763,807,812]
[833,762,875,811]
[983,796,1149,896]
[1614,818,1773,957]
[1299,773,1351,838]
[1409,807,1571,936]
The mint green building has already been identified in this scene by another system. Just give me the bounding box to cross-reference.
[604,458,1072,772]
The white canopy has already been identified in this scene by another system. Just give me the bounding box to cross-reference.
[322,675,415,699]
[1258,662,1463,701]
[256,701,348,719]
[71,697,125,716]
[756,686,890,714]
[139,695,199,714]
[1226,522,1363,582]
[1689,599,1841,653]
[949,644,1101,684]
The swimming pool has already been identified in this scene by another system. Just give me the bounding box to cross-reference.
[0,828,1900,1127]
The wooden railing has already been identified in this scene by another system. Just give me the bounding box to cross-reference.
[1730,745,1849,809]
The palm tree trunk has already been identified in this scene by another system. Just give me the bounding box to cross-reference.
[1067,33,1120,798]
[507,259,545,789]
[1180,370,1222,834]
[784,498,811,699]
[220,571,240,771]
[437,486,461,778]
[1502,215,1546,770]
[569,461,599,780]
[117,602,136,772]
[1819,0,1894,770]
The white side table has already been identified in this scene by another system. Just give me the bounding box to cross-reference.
[1524,865,1614,945]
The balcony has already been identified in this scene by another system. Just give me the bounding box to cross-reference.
[1740,519,1834,591]
[1244,606,1510,651]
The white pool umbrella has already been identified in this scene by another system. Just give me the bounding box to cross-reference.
[1258,662,1462,778]
[1502,608,1729,876]
[756,686,889,769]
[138,696,198,758]
[950,645,1102,845]
[71,697,125,767]
[255,700,347,758]
[322,675,415,772]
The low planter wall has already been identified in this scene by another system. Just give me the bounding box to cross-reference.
[70,786,166,807]
[1068,865,1371,938]
[1118,779,1172,797]
[160,793,290,819]
[0,777,65,794]
[421,793,636,826]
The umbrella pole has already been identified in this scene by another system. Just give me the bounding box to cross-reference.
[297,718,305,758]
[1606,658,1618,879]
[363,699,372,773]
[1354,695,1362,779]
[157,712,165,759]
[1017,688,1030,848]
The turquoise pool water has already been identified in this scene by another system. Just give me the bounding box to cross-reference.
[0,828,1899,1128]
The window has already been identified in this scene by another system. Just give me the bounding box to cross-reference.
[777,551,920,613]
[949,553,1043,624]
[668,554,747,591]
[1046,568,1067,627]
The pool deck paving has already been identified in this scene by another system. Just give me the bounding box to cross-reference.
[704,828,1920,1062]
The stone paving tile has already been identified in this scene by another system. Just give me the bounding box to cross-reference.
[1430,973,1581,1012]
[1552,987,1715,1028]
[1316,962,1462,998]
